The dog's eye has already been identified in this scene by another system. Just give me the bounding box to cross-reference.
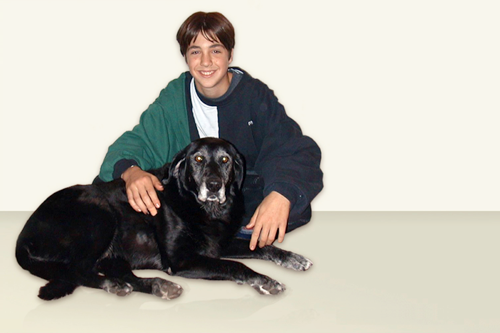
[221,156,229,164]
[195,155,204,163]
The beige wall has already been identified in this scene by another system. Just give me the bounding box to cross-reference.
[1,0,499,211]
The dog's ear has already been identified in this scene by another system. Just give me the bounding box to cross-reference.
[169,147,188,179]
[233,151,245,190]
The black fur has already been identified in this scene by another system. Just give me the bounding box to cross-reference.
[16,138,312,300]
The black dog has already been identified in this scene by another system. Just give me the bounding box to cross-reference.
[16,138,312,300]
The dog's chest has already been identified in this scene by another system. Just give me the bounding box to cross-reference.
[188,223,227,258]
[196,236,222,258]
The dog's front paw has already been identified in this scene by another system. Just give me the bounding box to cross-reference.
[280,253,313,271]
[101,279,133,297]
[250,276,286,295]
[151,278,183,300]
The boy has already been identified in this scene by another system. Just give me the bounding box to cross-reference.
[96,12,323,251]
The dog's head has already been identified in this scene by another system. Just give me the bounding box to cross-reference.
[167,138,244,207]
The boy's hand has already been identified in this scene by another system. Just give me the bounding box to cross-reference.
[121,166,163,216]
[247,191,290,251]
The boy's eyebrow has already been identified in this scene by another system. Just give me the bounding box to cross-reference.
[187,43,224,51]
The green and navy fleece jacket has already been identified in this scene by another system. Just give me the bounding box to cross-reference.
[98,67,323,223]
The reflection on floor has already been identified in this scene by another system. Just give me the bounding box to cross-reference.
[2,211,500,333]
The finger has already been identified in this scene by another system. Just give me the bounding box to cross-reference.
[146,186,161,212]
[139,189,157,216]
[133,189,150,214]
[152,176,164,191]
[127,188,143,213]
[258,226,270,248]
[266,226,278,246]
[249,223,262,251]
[135,177,159,216]
[277,225,286,243]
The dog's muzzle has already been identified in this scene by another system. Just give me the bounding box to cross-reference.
[198,177,226,204]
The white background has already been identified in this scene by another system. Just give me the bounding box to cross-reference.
[1,0,499,211]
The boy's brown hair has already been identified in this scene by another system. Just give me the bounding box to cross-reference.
[176,12,235,59]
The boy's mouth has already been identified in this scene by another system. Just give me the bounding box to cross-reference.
[199,70,215,77]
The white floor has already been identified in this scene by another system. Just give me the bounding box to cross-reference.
[1,211,500,333]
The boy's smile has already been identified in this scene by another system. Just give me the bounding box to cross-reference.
[186,32,233,99]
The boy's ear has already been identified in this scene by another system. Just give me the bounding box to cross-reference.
[228,49,234,63]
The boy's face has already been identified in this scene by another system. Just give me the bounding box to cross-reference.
[185,32,233,99]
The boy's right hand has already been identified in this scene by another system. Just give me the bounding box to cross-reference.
[121,166,163,216]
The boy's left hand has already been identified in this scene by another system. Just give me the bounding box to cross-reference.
[247,191,290,251]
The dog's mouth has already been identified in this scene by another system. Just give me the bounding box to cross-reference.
[206,194,219,202]
[199,192,226,204]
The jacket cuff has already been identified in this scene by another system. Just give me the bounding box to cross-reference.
[264,182,302,209]
[113,159,139,180]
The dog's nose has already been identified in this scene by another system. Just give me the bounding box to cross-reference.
[207,179,222,192]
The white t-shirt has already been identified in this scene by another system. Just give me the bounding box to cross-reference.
[190,78,219,138]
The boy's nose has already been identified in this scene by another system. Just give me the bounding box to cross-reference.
[201,52,212,66]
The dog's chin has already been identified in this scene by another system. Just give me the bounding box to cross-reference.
[197,194,228,219]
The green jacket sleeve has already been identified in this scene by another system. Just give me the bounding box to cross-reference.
[98,73,191,182]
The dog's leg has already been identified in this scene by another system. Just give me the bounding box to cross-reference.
[97,258,183,300]
[36,265,106,300]
[43,258,123,300]
[221,239,313,271]
[38,280,78,300]
[170,255,286,295]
